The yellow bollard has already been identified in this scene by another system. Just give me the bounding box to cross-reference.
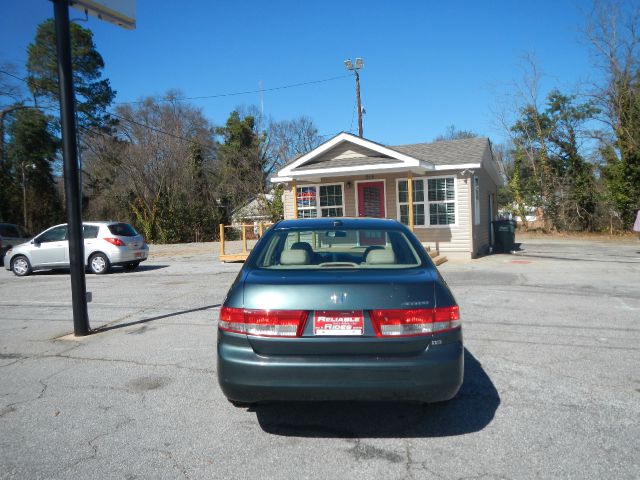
[219,224,225,257]
[242,225,247,253]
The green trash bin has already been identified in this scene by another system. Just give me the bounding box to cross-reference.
[492,220,516,253]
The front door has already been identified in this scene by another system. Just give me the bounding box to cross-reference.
[357,181,385,218]
[31,225,69,267]
[357,181,386,246]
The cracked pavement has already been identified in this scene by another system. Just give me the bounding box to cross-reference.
[1,238,639,479]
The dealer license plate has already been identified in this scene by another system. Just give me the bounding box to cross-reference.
[314,310,364,336]
[135,252,144,258]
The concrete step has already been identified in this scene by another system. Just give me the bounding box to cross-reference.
[433,255,448,266]
[422,243,447,266]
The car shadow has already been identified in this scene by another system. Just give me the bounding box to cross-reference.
[253,348,499,438]
[121,264,169,273]
[22,264,169,276]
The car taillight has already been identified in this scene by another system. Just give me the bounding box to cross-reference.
[370,306,460,337]
[103,237,125,247]
[218,307,308,337]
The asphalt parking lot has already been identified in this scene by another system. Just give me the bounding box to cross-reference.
[1,236,639,480]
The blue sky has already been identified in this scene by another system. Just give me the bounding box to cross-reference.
[1,0,600,146]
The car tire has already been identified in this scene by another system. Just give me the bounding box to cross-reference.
[123,261,140,271]
[89,253,110,274]
[229,400,253,408]
[11,255,32,277]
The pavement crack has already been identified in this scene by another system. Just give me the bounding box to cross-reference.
[404,439,416,480]
[3,365,71,413]
[48,353,214,373]
[58,416,134,474]
[155,449,190,479]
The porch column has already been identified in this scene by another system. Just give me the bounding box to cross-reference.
[408,171,414,231]
[292,180,298,219]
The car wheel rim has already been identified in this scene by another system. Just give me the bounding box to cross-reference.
[92,256,106,272]
[14,259,27,275]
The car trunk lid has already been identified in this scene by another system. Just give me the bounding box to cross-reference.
[124,234,144,249]
[242,268,437,356]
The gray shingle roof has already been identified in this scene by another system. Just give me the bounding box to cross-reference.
[281,136,489,173]
[300,155,398,170]
[389,137,489,165]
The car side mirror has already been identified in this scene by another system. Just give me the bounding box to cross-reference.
[32,239,40,247]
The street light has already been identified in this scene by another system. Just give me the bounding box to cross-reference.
[344,57,364,137]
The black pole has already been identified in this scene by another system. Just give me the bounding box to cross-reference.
[53,0,91,336]
[355,70,363,138]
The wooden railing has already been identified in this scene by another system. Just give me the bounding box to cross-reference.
[219,223,272,262]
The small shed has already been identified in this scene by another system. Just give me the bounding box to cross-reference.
[231,194,274,226]
[270,132,504,260]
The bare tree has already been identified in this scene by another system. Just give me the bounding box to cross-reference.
[83,93,217,242]
[0,63,30,166]
[235,105,321,175]
[433,125,479,141]
[585,0,640,227]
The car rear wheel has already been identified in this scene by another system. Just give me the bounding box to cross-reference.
[11,256,32,277]
[228,400,253,408]
[123,261,140,271]
[89,253,110,274]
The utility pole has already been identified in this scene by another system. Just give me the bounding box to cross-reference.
[53,0,90,336]
[344,58,364,137]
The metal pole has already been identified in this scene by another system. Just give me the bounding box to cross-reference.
[355,70,363,137]
[22,162,27,228]
[53,0,90,336]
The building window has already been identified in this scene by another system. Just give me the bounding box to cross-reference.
[397,179,426,226]
[428,177,455,225]
[397,176,456,226]
[319,184,343,217]
[296,186,318,218]
[296,183,344,218]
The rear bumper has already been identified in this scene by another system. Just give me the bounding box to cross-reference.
[217,330,464,403]
[107,246,149,265]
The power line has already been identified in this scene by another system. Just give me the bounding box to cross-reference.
[0,69,28,83]
[2,69,350,145]
[114,74,352,105]
[1,69,215,145]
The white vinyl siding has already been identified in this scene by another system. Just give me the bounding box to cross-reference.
[470,146,499,256]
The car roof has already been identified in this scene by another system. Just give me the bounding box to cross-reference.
[274,217,402,230]
[49,221,125,227]
[41,221,130,230]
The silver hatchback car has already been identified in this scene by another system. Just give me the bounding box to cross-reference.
[3,221,149,276]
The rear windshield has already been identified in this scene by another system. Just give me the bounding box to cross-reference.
[255,228,423,269]
[107,223,138,237]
